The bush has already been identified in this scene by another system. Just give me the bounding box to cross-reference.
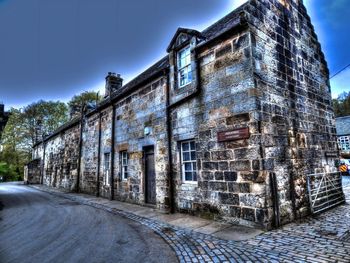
[0,162,22,182]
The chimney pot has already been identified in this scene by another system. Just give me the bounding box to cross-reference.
[105,72,123,98]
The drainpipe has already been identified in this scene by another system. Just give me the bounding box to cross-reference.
[165,47,201,213]
[41,140,46,185]
[270,172,280,228]
[110,105,116,200]
[76,105,85,193]
[96,111,102,197]
[165,72,174,213]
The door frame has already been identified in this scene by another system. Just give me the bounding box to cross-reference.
[143,145,156,205]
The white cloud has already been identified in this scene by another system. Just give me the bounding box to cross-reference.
[330,67,350,98]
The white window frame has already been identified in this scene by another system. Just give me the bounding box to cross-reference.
[180,140,197,183]
[103,153,110,186]
[121,151,128,180]
[177,46,192,88]
[338,136,350,151]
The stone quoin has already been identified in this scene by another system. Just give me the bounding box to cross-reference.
[28,0,341,229]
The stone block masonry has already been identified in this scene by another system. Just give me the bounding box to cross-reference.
[28,0,341,229]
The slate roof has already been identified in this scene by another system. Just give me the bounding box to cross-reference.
[336,116,350,136]
[34,2,249,146]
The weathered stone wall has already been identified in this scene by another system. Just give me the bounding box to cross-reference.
[114,77,169,211]
[24,158,41,184]
[30,0,338,229]
[80,114,99,194]
[43,124,80,191]
[32,143,43,160]
[99,107,113,198]
[168,28,267,227]
[245,0,338,226]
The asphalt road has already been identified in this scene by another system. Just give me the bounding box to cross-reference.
[0,182,177,263]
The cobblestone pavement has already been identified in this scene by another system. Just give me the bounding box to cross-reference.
[343,176,350,187]
[31,183,350,263]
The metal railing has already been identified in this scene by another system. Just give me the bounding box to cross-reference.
[306,172,345,214]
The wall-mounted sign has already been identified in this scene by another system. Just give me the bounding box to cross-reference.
[217,127,250,142]
[325,151,338,158]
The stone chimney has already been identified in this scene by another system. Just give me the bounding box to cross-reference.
[105,72,123,98]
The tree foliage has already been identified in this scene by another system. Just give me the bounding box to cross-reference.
[333,92,350,117]
[21,100,68,145]
[0,101,68,181]
[0,91,101,181]
[68,91,101,117]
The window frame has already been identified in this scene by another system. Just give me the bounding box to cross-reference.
[120,151,128,180]
[338,136,350,151]
[180,140,197,183]
[177,45,192,88]
[103,152,111,186]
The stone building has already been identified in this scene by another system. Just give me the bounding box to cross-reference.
[29,0,341,229]
[335,116,350,157]
[0,103,10,141]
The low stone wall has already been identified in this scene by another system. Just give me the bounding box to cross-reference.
[24,159,41,184]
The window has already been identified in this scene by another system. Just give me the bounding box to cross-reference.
[181,140,197,182]
[104,153,110,185]
[121,151,128,180]
[338,136,350,151]
[177,46,192,88]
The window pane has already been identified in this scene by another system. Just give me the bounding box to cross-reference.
[192,162,196,171]
[180,49,186,59]
[190,141,195,151]
[191,151,196,161]
[185,172,192,181]
[180,58,186,68]
[183,152,190,161]
[193,172,197,181]
[179,69,186,86]
[187,69,192,82]
[182,142,189,151]
[184,163,191,171]
[185,55,191,66]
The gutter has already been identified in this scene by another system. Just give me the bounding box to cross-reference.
[76,107,85,193]
[110,104,116,200]
[96,111,102,197]
[40,141,46,184]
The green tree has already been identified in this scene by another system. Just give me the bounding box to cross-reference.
[68,91,101,118]
[22,100,68,146]
[333,92,350,117]
[0,101,69,181]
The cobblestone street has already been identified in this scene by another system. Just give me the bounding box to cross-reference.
[25,177,350,262]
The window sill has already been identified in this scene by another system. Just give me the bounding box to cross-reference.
[182,181,198,185]
[177,82,192,90]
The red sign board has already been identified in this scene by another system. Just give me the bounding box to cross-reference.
[217,127,250,142]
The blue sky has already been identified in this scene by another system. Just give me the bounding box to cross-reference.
[303,0,350,98]
[0,0,349,110]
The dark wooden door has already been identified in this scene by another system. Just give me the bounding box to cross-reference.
[144,146,156,204]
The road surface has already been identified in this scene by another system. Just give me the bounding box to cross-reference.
[0,182,177,263]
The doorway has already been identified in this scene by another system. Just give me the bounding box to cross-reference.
[144,146,156,205]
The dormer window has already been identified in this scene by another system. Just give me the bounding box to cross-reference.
[177,46,192,88]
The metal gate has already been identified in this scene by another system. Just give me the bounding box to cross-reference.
[307,172,345,214]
